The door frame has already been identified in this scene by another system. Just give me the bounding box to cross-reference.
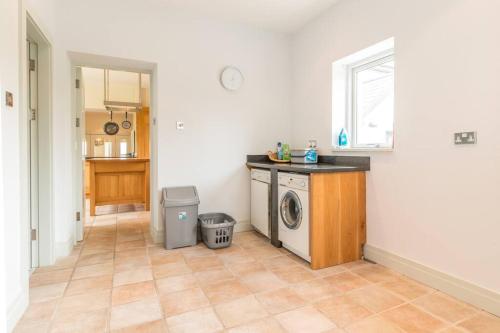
[23,14,55,267]
[68,52,159,244]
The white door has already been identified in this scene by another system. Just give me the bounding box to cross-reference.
[73,68,85,242]
[250,179,270,238]
[28,40,39,268]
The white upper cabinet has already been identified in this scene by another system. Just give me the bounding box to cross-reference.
[82,67,105,111]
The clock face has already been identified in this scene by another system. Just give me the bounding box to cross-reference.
[220,67,244,91]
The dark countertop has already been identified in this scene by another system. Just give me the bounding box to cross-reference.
[246,161,365,173]
[246,154,370,174]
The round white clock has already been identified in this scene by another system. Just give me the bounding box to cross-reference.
[220,66,244,91]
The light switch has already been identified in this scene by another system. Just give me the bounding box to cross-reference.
[454,131,477,145]
[176,121,184,130]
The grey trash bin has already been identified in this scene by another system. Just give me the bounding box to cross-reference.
[161,186,200,250]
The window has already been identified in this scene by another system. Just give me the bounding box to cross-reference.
[119,140,128,156]
[333,38,395,150]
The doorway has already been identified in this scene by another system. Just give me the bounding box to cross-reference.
[73,64,153,241]
[26,15,54,268]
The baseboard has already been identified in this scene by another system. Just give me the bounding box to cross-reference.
[55,234,74,259]
[7,289,28,332]
[234,219,252,233]
[151,226,163,244]
[364,244,500,317]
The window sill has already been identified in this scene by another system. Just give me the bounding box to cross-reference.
[332,146,394,152]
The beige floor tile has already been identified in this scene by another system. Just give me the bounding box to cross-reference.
[239,270,287,293]
[311,265,347,277]
[255,287,307,314]
[114,255,151,273]
[153,262,192,279]
[351,265,399,283]
[56,290,110,316]
[166,307,223,333]
[72,262,113,280]
[156,274,199,295]
[115,240,146,252]
[111,319,167,333]
[219,252,256,265]
[226,317,286,333]
[202,279,250,305]
[341,260,375,271]
[115,248,148,259]
[30,269,73,288]
[237,238,270,250]
[34,256,78,274]
[65,275,112,296]
[49,309,108,333]
[346,285,405,313]
[314,295,372,328]
[380,276,434,300]
[247,246,283,260]
[271,266,316,284]
[259,255,299,271]
[29,283,67,303]
[194,267,234,286]
[458,312,500,333]
[180,246,215,259]
[412,292,478,323]
[20,299,59,323]
[160,287,210,317]
[150,252,185,266]
[291,278,340,302]
[14,321,50,333]
[381,304,447,333]
[110,297,163,330]
[215,295,269,328]
[77,252,114,267]
[439,327,468,333]
[113,267,153,287]
[226,261,266,276]
[274,306,336,333]
[186,256,224,272]
[345,316,405,333]
[112,281,157,305]
[323,271,372,292]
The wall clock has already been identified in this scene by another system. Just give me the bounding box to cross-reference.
[220,66,244,91]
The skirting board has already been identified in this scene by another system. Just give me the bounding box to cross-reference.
[150,220,253,245]
[364,244,500,317]
[7,289,28,332]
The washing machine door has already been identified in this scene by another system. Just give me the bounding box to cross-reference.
[280,190,302,230]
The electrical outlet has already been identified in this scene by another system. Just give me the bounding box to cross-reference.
[454,131,477,145]
[176,121,184,130]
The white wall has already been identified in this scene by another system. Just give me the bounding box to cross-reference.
[1,0,56,330]
[291,0,500,293]
[53,0,291,240]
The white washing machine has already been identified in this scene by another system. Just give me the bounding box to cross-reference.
[278,172,310,262]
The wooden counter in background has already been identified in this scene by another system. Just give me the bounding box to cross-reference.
[88,158,150,216]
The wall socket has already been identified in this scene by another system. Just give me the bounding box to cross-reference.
[454,131,477,145]
[176,121,184,130]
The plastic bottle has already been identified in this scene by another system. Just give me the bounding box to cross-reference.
[338,129,348,147]
[277,142,283,160]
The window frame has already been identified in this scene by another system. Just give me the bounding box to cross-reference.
[346,49,395,149]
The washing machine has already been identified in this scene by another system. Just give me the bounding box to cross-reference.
[278,172,310,262]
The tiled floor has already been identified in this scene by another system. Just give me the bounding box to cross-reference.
[15,210,500,333]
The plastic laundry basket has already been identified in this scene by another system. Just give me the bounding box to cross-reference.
[199,213,236,249]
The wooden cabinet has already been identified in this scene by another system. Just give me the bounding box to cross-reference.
[88,158,150,216]
[309,172,366,269]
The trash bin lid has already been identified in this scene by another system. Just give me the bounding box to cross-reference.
[161,186,200,207]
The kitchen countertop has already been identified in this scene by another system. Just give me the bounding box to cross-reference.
[246,154,370,174]
[86,158,150,162]
[246,161,365,173]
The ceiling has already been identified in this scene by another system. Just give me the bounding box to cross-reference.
[155,0,340,33]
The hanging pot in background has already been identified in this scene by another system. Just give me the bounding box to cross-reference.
[122,111,132,129]
[104,111,120,135]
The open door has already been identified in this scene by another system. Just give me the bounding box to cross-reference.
[28,40,39,268]
[73,67,85,242]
